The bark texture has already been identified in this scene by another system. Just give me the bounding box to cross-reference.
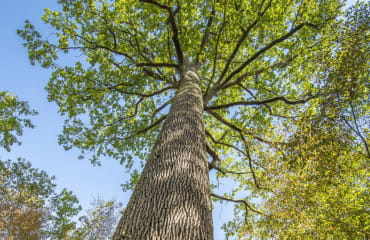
[113,69,213,240]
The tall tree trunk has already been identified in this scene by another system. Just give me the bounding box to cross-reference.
[113,68,213,240]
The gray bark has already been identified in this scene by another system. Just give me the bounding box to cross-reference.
[113,68,213,240]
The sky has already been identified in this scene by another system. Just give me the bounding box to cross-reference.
[0,0,358,239]
[0,0,234,239]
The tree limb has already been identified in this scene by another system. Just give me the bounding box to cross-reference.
[105,98,144,127]
[139,0,184,66]
[240,134,259,189]
[219,23,317,89]
[220,57,295,90]
[117,115,167,140]
[206,110,278,145]
[206,141,221,170]
[106,85,175,98]
[217,0,272,84]
[196,4,216,65]
[205,4,227,98]
[137,62,179,68]
[205,95,316,111]
[151,99,172,118]
[213,166,252,175]
[211,193,265,216]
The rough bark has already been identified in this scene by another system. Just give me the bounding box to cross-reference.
[113,68,213,240]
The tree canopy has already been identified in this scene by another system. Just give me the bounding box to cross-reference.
[17,0,369,238]
[18,0,344,166]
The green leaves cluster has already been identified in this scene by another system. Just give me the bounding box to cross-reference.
[0,91,37,151]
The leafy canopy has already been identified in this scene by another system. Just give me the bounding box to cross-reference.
[18,0,342,167]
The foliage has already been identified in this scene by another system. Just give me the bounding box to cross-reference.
[68,198,123,240]
[0,158,81,240]
[17,0,369,238]
[0,91,37,151]
[223,2,370,239]
[18,0,343,167]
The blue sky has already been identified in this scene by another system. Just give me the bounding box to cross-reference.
[0,0,234,238]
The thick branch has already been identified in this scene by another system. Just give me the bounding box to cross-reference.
[196,5,216,65]
[205,95,316,110]
[117,115,167,141]
[135,115,167,135]
[137,62,179,68]
[139,0,184,66]
[206,141,221,170]
[217,0,272,84]
[205,4,227,97]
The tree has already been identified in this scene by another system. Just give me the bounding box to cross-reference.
[68,198,123,240]
[0,91,37,151]
[18,0,367,239]
[0,158,81,240]
[223,2,369,239]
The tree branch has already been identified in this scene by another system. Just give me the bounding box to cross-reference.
[135,115,167,135]
[106,85,175,98]
[117,115,167,140]
[206,110,278,145]
[196,4,216,65]
[343,103,370,158]
[205,129,267,171]
[205,4,227,98]
[139,0,184,66]
[205,95,316,111]
[211,193,265,216]
[206,141,221,170]
[213,166,252,175]
[151,99,172,118]
[219,23,317,89]
[240,134,259,189]
[217,0,272,84]
[220,57,295,90]
[137,62,179,68]
[105,98,144,127]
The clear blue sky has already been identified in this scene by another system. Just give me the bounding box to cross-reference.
[0,1,235,239]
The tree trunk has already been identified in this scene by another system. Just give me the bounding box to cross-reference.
[113,68,213,240]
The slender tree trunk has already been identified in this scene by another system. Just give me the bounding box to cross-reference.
[113,68,213,240]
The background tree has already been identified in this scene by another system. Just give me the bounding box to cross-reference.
[18,0,367,239]
[0,158,81,240]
